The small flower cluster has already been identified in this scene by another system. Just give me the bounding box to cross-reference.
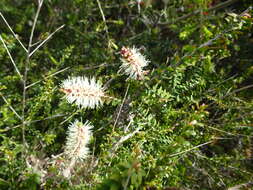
[59,77,101,177]
[119,46,149,80]
[58,45,149,178]
[60,76,104,109]
[60,46,149,108]
[61,120,93,178]
[59,77,103,177]
[64,120,93,161]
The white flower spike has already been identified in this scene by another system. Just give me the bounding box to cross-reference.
[60,76,104,109]
[119,46,150,80]
[64,120,93,161]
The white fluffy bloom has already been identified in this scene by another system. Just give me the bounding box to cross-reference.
[119,46,149,80]
[60,76,104,109]
[64,120,93,161]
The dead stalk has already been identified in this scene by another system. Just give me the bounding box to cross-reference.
[22,0,44,150]
[113,83,130,132]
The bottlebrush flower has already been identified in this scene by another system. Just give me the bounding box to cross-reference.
[64,120,93,161]
[119,46,150,80]
[60,76,104,109]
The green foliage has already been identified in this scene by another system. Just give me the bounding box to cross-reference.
[97,157,145,190]
[0,0,253,189]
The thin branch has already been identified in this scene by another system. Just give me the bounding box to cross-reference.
[223,84,253,99]
[124,119,133,133]
[168,140,213,158]
[108,127,141,167]
[29,25,65,57]
[112,83,130,132]
[1,113,66,132]
[28,0,43,49]
[158,0,239,26]
[123,173,131,190]
[111,127,141,153]
[0,12,28,52]
[22,0,44,149]
[172,7,250,68]
[103,78,115,90]
[30,39,43,47]
[208,84,253,107]
[26,63,117,89]
[206,125,253,137]
[96,0,109,40]
[90,138,97,172]
[228,181,253,190]
[60,109,81,125]
[26,66,70,89]
[0,34,22,78]
[83,63,118,70]
[173,28,232,68]
[207,74,238,93]
[27,113,66,124]
[0,93,22,120]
